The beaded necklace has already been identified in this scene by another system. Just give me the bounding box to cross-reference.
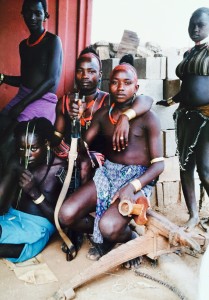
[26,29,46,47]
[108,103,117,125]
[80,92,99,129]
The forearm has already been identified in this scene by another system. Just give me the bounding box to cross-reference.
[172,91,182,103]
[132,95,153,116]
[1,74,21,87]
[17,78,56,109]
[130,161,164,191]
[31,192,55,223]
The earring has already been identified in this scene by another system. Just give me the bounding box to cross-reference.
[47,145,51,165]
[19,157,22,166]
[132,93,136,102]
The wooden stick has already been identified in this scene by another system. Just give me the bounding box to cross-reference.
[49,209,204,300]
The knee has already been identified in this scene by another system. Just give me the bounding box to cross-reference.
[197,167,209,185]
[99,217,122,242]
[58,202,75,228]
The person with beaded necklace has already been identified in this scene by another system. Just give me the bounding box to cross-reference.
[157,7,209,232]
[58,62,164,266]
[0,117,66,263]
[0,0,63,177]
[0,0,62,124]
[53,47,154,184]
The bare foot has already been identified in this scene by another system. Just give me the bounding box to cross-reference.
[123,231,142,269]
[123,256,142,269]
[86,237,114,261]
[182,216,199,232]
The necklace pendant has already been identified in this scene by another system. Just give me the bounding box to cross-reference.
[86,121,91,130]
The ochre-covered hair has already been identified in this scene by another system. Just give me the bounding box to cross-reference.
[77,45,102,70]
[110,63,138,83]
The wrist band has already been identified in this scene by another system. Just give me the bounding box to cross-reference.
[150,157,164,164]
[33,194,45,205]
[130,179,142,192]
[0,73,4,85]
[54,130,63,139]
[122,108,136,120]
[167,97,175,106]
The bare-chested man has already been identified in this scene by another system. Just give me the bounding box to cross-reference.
[53,48,153,184]
[58,62,164,267]
[0,118,66,263]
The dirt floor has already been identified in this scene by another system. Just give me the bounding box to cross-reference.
[0,201,209,300]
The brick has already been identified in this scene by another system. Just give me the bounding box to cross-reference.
[97,47,110,60]
[116,30,139,58]
[166,54,183,80]
[163,79,181,99]
[137,79,163,102]
[150,186,157,207]
[134,57,166,79]
[159,156,180,182]
[101,58,120,80]
[152,103,177,130]
[162,129,177,157]
[100,79,109,93]
[163,181,181,205]
[156,182,164,207]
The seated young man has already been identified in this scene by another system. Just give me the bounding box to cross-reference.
[53,48,153,183]
[58,62,164,267]
[0,118,66,262]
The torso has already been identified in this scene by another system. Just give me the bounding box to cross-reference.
[176,43,209,107]
[63,90,109,150]
[20,32,62,93]
[13,156,65,218]
[98,107,153,166]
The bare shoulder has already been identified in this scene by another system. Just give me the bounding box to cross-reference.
[135,94,153,102]
[138,109,161,128]
[93,105,109,118]
[45,32,62,47]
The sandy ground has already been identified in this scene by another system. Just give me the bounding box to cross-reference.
[0,202,209,300]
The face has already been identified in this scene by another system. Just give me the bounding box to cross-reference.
[109,70,138,104]
[75,57,102,94]
[188,12,209,43]
[22,1,45,32]
[17,133,47,169]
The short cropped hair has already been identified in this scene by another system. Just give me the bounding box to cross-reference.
[22,0,49,19]
[191,7,209,18]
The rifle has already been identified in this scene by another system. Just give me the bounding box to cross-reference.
[54,93,84,261]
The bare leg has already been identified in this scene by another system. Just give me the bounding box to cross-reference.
[0,244,24,258]
[59,180,97,233]
[90,197,143,268]
[196,124,209,226]
[180,157,199,231]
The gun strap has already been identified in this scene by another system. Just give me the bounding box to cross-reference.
[54,137,78,249]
